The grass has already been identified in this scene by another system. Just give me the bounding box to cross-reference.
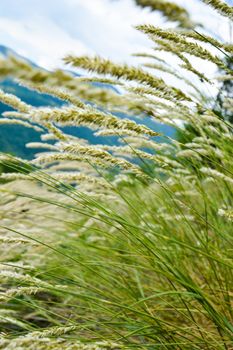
[0,144,232,349]
[0,1,233,348]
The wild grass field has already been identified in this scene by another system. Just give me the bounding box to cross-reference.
[0,0,232,349]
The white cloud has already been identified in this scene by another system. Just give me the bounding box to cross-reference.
[0,0,163,68]
[0,15,91,69]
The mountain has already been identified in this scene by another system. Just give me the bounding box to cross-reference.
[0,45,175,159]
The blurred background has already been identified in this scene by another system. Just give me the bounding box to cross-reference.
[0,0,232,69]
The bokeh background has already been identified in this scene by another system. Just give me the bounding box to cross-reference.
[0,0,233,69]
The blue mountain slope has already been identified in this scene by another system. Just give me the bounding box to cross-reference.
[0,45,175,159]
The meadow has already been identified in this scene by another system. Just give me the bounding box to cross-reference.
[0,0,232,348]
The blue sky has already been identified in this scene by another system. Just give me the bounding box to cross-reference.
[0,0,232,69]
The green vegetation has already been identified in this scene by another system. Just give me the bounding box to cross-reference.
[0,0,232,349]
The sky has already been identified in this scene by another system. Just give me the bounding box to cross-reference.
[0,0,232,70]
